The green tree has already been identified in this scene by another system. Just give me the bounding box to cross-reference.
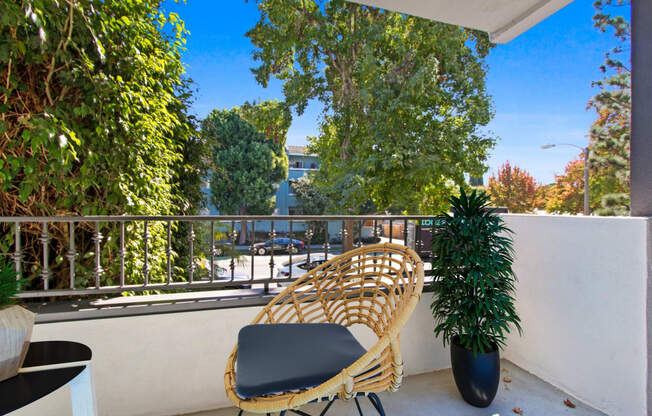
[203,109,287,243]
[290,175,331,243]
[0,0,199,288]
[169,79,211,275]
[237,100,292,147]
[170,80,209,217]
[291,175,331,215]
[246,0,495,215]
[589,0,631,215]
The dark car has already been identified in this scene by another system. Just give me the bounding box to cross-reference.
[253,238,305,255]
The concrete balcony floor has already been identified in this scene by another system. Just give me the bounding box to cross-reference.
[189,361,605,416]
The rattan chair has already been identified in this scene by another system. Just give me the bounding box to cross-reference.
[224,243,424,415]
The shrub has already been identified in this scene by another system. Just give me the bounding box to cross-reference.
[430,188,521,354]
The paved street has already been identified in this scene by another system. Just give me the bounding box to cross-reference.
[214,249,342,288]
[212,238,429,289]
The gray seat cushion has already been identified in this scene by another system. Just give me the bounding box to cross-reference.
[236,323,367,398]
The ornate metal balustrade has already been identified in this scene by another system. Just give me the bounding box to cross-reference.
[0,215,434,300]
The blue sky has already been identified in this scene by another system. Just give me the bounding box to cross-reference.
[163,0,622,184]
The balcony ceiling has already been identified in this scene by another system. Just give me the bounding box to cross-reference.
[348,0,574,43]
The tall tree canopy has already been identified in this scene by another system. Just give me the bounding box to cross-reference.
[1,0,203,287]
[204,106,288,242]
[203,109,288,217]
[487,162,538,214]
[247,0,495,214]
[237,100,292,146]
[588,0,631,216]
[1,0,195,217]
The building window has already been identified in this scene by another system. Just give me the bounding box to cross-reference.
[310,163,316,169]
[292,161,302,168]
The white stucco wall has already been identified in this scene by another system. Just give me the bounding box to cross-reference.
[502,215,649,416]
[12,215,649,416]
[15,298,447,416]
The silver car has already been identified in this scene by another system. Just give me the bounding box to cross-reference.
[275,254,335,285]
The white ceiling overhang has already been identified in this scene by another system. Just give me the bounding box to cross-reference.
[349,0,574,43]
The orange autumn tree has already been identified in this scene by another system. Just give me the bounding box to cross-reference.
[487,162,538,213]
[534,183,554,210]
[546,157,586,214]
[546,154,609,215]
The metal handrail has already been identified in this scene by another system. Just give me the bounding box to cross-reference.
[0,214,432,222]
[1,215,433,300]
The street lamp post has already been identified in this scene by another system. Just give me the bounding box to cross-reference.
[542,143,590,216]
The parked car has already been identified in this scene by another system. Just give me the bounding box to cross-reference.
[253,238,305,255]
[198,259,251,288]
[276,254,335,281]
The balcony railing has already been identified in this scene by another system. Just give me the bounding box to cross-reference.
[0,215,433,301]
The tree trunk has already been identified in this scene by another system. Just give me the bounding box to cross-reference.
[342,220,355,252]
[239,205,248,245]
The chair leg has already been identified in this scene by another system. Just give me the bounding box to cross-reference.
[354,397,363,416]
[367,393,386,416]
[265,394,380,416]
[319,400,335,416]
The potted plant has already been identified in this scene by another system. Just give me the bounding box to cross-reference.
[0,260,34,382]
[430,188,521,407]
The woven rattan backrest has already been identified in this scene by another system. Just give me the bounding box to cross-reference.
[251,243,423,337]
[225,243,424,413]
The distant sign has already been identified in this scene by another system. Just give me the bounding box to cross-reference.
[412,207,507,261]
[415,220,434,260]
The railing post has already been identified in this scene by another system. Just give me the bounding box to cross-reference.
[324,222,329,257]
[230,221,237,281]
[210,221,215,283]
[119,221,126,287]
[250,221,256,284]
[143,220,149,286]
[267,222,276,293]
[93,222,103,289]
[189,221,195,283]
[166,221,172,285]
[288,220,294,281]
[404,219,408,246]
[67,222,77,289]
[373,220,379,271]
[13,222,22,283]
[40,222,50,290]
[305,226,313,265]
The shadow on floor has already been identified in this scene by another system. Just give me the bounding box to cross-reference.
[188,360,605,416]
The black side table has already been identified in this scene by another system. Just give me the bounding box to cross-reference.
[0,341,96,415]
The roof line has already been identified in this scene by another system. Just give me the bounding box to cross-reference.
[490,0,573,43]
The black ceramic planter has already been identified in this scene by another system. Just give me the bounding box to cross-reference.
[450,337,500,407]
